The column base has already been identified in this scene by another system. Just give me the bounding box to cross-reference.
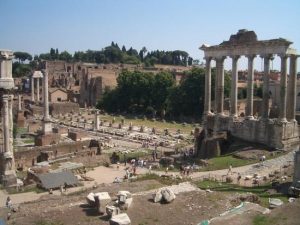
[277,118,288,123]
[1,171,17,187]
[245,115,254,120]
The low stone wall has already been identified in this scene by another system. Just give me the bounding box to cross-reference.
[14,140,91,169]
[49,102,79,116]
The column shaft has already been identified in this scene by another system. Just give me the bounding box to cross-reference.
[216,57,225,114]
[287,55,298,121]
[262,55,272,119]
[43,71,50,120]
[279,55,288,121]
[246,55,255,118]
[31,77,35,101]
[230,56,239,116]
[204,57,212,114]
[2,95,10,153]
[18,94,22,111]
[37,78,40,102]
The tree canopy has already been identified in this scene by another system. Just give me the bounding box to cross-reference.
[36,43,193,66]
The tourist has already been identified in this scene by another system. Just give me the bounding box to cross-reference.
[6,196,12,209]
[165,167,169,174]
[64,182,67,192]
[227,164,232,175]
[148,165,152,174]
[237,173,242,184]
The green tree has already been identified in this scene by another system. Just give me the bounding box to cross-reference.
[14,52,32,63]
[59,51,72,62]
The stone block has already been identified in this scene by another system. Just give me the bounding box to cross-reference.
[109,213,131,225]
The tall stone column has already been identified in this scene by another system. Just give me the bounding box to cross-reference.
[216,56,225,114]
[287,55,298,121]
[36,77,40,102]
[279,55,288,122]
[18,94,22,111]
[42,70,52,134]
[230,55,239,117]
[31,77,35,101]
[246,55,255,119]
[204,57,212,115]
[94,110,99,130]
[2,95,10,156]
[1,95,17,186]
[262,54,272,119]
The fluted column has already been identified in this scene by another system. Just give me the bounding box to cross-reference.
[204,57,212,115]
[216,56,225,114]
[31,77,35,101]
[279,55,288,122]
[230,55,239,117]
[246,55,255,119]
[36,78,40,102]
[287,55,298,121]
[262,54,273,119]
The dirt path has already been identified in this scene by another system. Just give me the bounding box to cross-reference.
[0,151,294,207]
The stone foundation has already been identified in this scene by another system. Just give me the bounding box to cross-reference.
[34,133,61,146]
[206,114,299,151]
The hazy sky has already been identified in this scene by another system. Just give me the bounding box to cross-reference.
[1,0,300,71]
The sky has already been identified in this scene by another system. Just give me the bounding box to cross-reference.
[1,0,300,71]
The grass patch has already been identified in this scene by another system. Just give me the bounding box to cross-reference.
[34,220,64,225]
[136,173,189,186]
[195,180,288,207]
[7,185,46,194]
[200,154,258,171]
[99,114,196,133]
[22,138,34,144]
[253,215,271,225]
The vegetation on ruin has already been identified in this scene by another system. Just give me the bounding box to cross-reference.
[97,67,231,119]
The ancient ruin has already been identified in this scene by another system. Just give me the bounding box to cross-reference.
[201,29,299,151]
[0,50,17,186]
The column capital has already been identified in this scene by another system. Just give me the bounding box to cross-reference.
[230,55,240,61]
[204,56,212,62]
[246,54,256,60]
[214,56,226,63]
[260,54,274,60]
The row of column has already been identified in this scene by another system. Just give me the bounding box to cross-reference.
[204,54,298,121]
[31,77,42,102]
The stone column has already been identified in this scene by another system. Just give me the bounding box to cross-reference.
[18,94,22,111]
[36,77,40,102]
[94,110,99,130]
[2,95,10,154]
[230,56,239,117]
[31,77,35,101]
[1,95,17,185]
[262,55,272,119]
[279,55,288,122]
[216,57,225,114]
[204,57,212,115]
[42,70,52,134]
[287,55,298,121]
[43,71,50,120]
[246,55,255,119]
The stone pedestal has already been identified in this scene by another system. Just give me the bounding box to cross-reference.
[34,133,60,146]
